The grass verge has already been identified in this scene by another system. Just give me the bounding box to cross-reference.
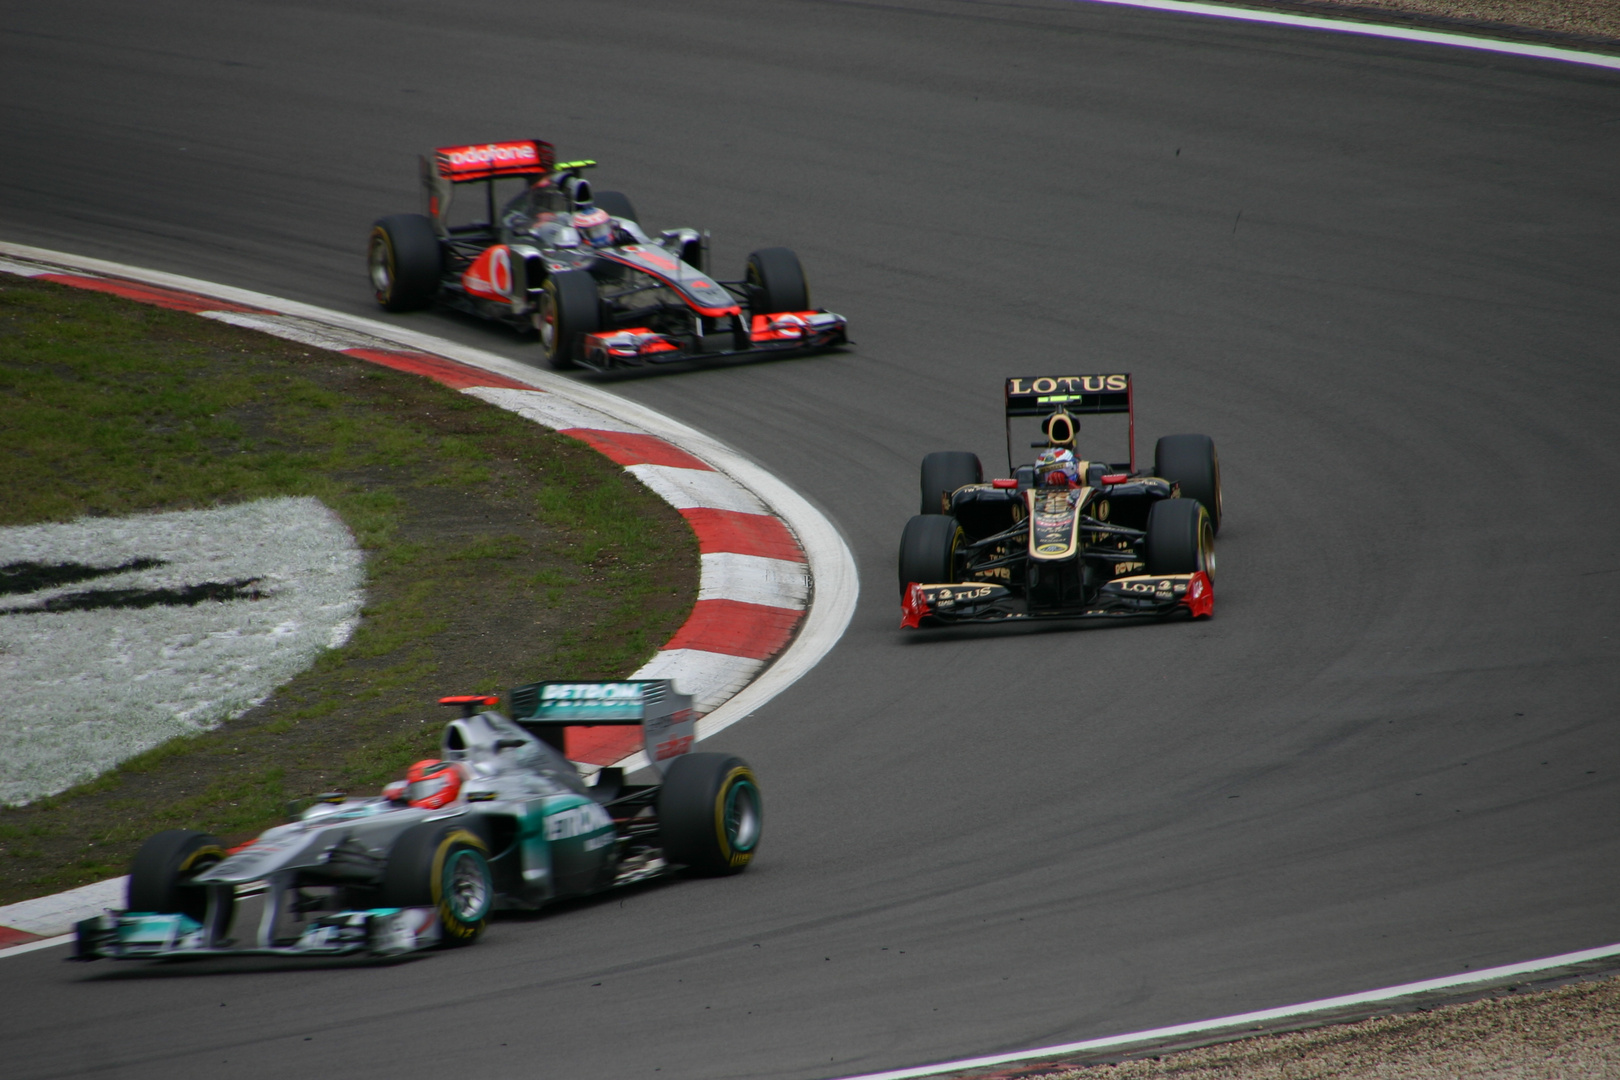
[0,275,698,904]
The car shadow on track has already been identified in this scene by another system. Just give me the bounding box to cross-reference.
[896,613,1192,644]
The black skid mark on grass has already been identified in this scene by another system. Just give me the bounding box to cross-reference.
[0,578,269,615]
[0,557,167,597]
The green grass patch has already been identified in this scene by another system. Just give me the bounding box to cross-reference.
[0,276,698,904]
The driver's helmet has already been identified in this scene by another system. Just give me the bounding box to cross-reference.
[1035,447,1080,487]
[574,207,615,249]
[403,759,464,810]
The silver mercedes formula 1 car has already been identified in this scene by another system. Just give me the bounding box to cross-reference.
[74,681,761,961]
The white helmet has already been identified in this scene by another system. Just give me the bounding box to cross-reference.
[574,207,615,249]
[1035,447,1080,486]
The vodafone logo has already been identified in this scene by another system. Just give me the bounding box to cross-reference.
[491,248,511,294]
[443,142,538,168]
[461,245,513,302]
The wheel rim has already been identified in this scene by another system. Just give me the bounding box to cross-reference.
[537,288,559,355]
[442,850,490,922]
[367,235,393,298]
[724,779,762,853]
[1200,516,1216,580]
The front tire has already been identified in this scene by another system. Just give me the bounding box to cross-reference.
[659,754,762,876]
[898,514,963,596]
[536,271,602,370]
[378,822,493,946]
[1154,434,1222,534]
[368,214,442,312]
[1144,498,1215,578]
[592,190,639,226]
[919,451,982,515]
[127,830,233,934]
[744,247,809,314]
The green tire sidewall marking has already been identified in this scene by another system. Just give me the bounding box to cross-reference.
[714,767,760,866]
[430,828,490,937]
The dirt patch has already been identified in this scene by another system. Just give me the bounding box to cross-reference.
[1023,977,1620,1075]
[0,276,698,903]
[1207,0,1620,51]
[1014,975,1620,1079]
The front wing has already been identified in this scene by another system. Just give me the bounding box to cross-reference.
[74,906,442,961]
[578,310,848,372]
[901,571,1212,628]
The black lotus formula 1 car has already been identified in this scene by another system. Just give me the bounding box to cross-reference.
[75,681,761,961]
[898,374,1222,628]
[367,139,848,372]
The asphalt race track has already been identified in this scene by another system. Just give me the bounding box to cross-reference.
[3,2,1618,1077]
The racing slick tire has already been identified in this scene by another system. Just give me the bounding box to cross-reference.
[592,190,640,226]
[1154,434,1222,534]
[919,451,983,515]
[744,247,809,315]
[537,270,603,370]
[1144,498,1215,579]
[898,513,964,596]
[127,829,233,932]
[659,753,762,876]
[368,214,443,312]
[378,822,493,946]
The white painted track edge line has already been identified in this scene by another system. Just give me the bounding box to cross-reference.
[0,934,74,957]
[1071,0,1620,69]
[830,941,1620,1080]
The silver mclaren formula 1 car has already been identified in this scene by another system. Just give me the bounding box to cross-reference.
[367,139,848,372]
[74,681,761,961]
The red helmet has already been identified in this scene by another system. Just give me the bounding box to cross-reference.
[403,759,464,809]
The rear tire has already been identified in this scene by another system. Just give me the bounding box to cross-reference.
[659,754,762,876]
[127,830,231,931]
[593,190,639,226]
[536,270,602,370]
[744,247,809,314]
[1144,499,1214,578]
[378,822,493,946]
[368,214,442,312]
[919,451,982,515]
[898,514,963,596]
[1154,434,1222,534]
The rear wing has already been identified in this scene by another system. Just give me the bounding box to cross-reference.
[420,139,555,237]
[507,680,695,775]
[1004,373,1134,473]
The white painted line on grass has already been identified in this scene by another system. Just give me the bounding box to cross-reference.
[1073,0,1620,70]
[830,941,1620,1080]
